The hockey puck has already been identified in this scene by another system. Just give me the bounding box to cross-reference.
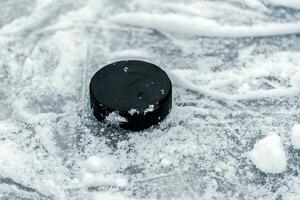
[90,60,172,131]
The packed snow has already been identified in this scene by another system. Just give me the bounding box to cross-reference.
[1,0,300,199]
[249,135,287,173]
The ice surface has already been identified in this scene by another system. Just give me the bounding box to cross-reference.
[249,135,286,173]
[1,0,300,199]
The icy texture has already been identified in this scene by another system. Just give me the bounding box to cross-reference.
[266,0,300,9]
[249,135,286,173]
[111,13,300,37]
[1,0,300,199]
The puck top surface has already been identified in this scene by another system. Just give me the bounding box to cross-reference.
[90,60,172,112]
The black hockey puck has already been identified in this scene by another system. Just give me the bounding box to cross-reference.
[90,60,172,131]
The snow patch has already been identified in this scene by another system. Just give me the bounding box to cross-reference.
[160,158,172,167]
[290,71,300,88]
[291,124,300,149]
[82,173,128,188]
[249,135,286,173]
[0,120,18,134]
[92,192,134,200]
[81,154,128,190]
[111,12,300,38]
[110,49,152,60]
[82,155,116,173]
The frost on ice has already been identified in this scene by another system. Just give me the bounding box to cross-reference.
[249,135,287,173]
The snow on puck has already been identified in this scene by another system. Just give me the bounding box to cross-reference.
[90,60,172,131]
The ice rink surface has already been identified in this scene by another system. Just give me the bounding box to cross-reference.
[1,0,300,199]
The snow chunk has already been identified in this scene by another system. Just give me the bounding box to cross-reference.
[128,108,139,115]
[144,104,155,114]
[291,124,300,149]
[105,112,128,126]
[249,135,286,173]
